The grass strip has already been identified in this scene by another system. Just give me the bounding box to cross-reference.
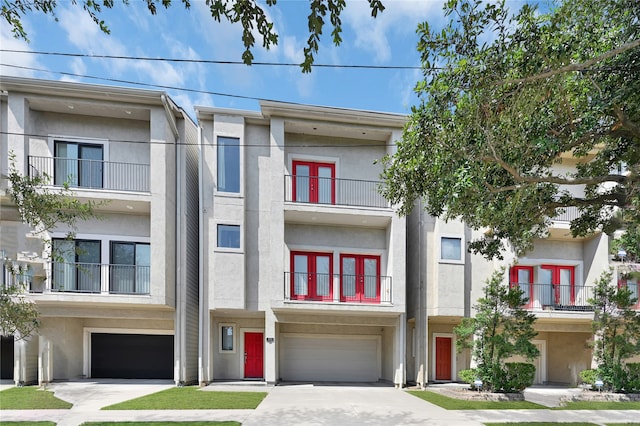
[102,387,266,410]
[407,390,546,410]
[555,401,640,410]
[82,422,240,426]
[0,386,72,409]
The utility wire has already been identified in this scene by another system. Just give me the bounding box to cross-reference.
[1,49,423,70]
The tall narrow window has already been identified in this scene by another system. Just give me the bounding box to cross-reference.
[340,254,380,303]
[220,325,235,352]
[292,161,335,204]
[290,252,333,301]
[54,141,103,188]
[52,239,101,292]
[217,136,240,193]
[509,266,534,307]
[110,242,150,294]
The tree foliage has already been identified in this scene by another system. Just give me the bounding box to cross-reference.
[381,0,640,259]
[454,268,538,392]
[1,0,385,72]
[1,154,101,340]
[590,269,640,391]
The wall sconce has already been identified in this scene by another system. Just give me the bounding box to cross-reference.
[266,337,274,343]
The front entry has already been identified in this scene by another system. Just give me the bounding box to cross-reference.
[244,332,264,379]
[435,336,452,381]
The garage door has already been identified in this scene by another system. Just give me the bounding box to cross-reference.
[1,336,14,379]
[91,333,173,379]
[279,334,380,382]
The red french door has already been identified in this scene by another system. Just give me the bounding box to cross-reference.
[510,266,534,307]
[291,252,333,301]
[435,337,452,381]
[541,265,575,305]
[244,332,264,379]
[340,254,380,303]
[292,161,335,204]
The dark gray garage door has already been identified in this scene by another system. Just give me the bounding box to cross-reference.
[91,333,173,379]
[1,336,14,379]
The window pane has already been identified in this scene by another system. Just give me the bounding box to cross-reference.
[79,145,103,188]
[217,137,240,193]
[441,237,461,261]
[55,142,79,186]
[217,225,240,248]
[221,326,233,351]
[364,258,378,298]
[342,257,356,297]
[317,166,333,204]
[76,241,100,292]
[294,165,310,202]
[294,255,308,296]
[316,256,330,297]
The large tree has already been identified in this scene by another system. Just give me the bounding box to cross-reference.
[381,0,640,259]
[1,0,384,72]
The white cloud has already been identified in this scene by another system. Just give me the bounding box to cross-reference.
[0,24,45,77]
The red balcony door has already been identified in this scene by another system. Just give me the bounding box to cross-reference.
[291,252,333,301]
[541,265,575,305]
[244,332,264,379]
[292,161,335,204]
[340,254,380,303]
[510,266,534,307]
[435,336,452,381]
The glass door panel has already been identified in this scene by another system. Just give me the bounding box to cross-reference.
[294,164,310,202]
[538,267,553,306]
[363,258,378,299]
[79,145,103,188]
[55,142,79,186]
[317,166,333,204]
[341,257,356,298]
[316,255,330,297]
[53,239,75,291]
[293,255,308,296]
[76,240,100,292]
[111,243,134,293]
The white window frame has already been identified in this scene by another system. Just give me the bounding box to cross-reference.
[439,235,464,264]
[214,221,243,253]
[215,135,242,196]
[219,323,237,354]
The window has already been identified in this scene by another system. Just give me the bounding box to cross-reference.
[510,266,534,307]
[440,237,462,262]
[220,324,235,352]
[619,275,639,306]
[290,252,333,301]
[217,136,240,193]
[292,161,335,204]
[540,265,575,306]
[55,141,103,188]
[52,239,101,292]
[340,254,380,303]
[217,225,241,249]
[110,242,150,294]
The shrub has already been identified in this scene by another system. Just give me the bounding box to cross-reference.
[579,369,598,389]
[459,368,479,388]
[502,362,535,392]
[625,363,640,392]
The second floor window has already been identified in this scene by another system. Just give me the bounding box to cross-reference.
[52,238,101,292]
[54,141,103,188]
[110,242,150,294]
[217,225,241,249]
[292,161,335,204]
[217,136,240,193]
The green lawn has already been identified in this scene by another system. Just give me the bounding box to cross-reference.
[82,423,240,426]
[484,423,599,426]
[0,387,72,409]
[556,400,640,410]
[102,387,267,410]
[407,390,546,410]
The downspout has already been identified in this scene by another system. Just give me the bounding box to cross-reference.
[419,199,427,389]
[197,123,205,385]
[161,95,182,385]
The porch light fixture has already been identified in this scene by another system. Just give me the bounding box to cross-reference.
[266,337,274,343]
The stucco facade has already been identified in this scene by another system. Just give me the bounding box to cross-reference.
[0,77,199,385]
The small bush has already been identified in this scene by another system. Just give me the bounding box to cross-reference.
[459,368,479,387]
[579,369,598,389]
[502,362,535,392]
[625,363,640,392]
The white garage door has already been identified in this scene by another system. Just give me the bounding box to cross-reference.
[279,334,380,382]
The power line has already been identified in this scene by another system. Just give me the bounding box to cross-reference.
[1,49,423,70]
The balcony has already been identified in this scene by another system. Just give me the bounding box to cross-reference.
[511,282,594,312]
[284,175,389,209]
[552,206,581,223]
[45,262,150,295]
[284,272,392,304]
[29,156,150,193]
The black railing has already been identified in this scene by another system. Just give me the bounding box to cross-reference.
[284,272,392,304]
[29,156,150,193]
[511,282,594,312]
[50,262,150,294]
[552,206,581,223]
[284,175,389,208]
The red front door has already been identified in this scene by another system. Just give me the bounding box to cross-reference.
[435,337,452,381]
[244,332,264,379]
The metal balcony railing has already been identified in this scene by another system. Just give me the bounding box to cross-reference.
[29,156,150,193]
[510,282,594,312]
[552,206,581,223]
[50,262,150,295]
[284,272,392,304]
[284,175,389,208]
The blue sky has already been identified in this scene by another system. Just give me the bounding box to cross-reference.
[0,1,452,117]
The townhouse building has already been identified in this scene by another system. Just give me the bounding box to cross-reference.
[407,152,610,387]
[197,101,408,386]
[0,77,200,385]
